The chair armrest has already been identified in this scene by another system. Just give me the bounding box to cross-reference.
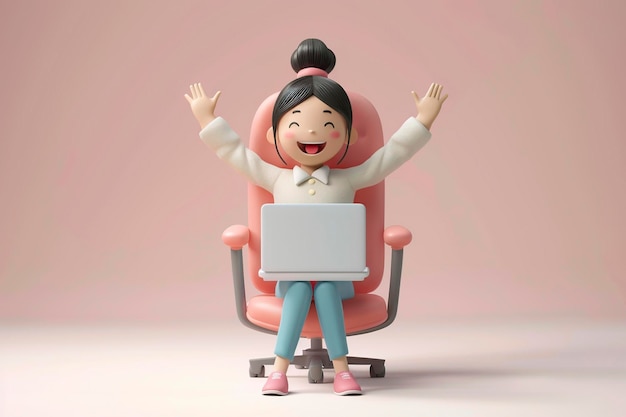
[383,225,412,250]
[348,226,411,337]
[222,225,250,250]
[224,225,276,335]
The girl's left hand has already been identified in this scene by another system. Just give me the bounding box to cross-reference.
[412,83,448,131]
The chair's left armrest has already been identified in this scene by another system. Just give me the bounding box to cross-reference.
[379,225,411,332]
[383,225,412,249]
[349,225,412,336]
[222,225,250,250]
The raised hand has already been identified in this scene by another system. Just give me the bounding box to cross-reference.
[412,83,448,131]
[184,83,222,129]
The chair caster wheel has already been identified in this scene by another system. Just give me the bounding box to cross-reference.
[370,364,385,378]
[308,358,324,383]
[250,364,265,378]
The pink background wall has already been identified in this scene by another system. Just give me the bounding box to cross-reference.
[1,0,624,323]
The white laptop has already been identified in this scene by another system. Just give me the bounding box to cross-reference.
[259,204,369,281]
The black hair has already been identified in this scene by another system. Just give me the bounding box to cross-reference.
[272,39,353,165]
[290,38,336,73]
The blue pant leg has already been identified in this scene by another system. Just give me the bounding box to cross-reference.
[314,281,349,360]
[274,281,312,361]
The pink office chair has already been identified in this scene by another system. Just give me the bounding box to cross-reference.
[221,89,413,383]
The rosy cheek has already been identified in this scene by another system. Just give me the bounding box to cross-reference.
[283,131,296,140]
[330,130,341,139]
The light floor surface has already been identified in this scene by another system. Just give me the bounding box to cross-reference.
[1,317,625,417]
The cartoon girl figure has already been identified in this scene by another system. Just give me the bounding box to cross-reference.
[185,39,447,396]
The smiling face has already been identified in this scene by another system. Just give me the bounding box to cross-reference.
[274,96,350,170]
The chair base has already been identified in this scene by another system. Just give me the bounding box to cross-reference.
[249,337,386,383]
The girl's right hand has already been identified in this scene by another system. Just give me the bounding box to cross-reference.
[184,83,221,129]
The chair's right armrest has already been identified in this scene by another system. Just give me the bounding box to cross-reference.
[221,225,250,250]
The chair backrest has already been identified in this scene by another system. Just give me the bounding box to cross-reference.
[247,89,385,295]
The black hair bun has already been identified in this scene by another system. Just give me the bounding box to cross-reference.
[290,38,336,74]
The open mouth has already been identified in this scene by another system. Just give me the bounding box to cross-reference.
[298,142,327,155]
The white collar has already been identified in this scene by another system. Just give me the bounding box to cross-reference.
[293,165,330,185]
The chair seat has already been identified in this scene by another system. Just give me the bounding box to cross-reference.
[247,293,388,338]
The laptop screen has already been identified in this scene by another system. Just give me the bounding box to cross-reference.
[259,204,369,281]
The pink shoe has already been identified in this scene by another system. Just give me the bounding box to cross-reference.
[262,372,289,396]
[333,371,362,396]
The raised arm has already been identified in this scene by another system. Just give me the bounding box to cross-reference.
[184,83,281,193]
[412,83,448,131]
[345,82,447,191]
[184,83,221,129]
